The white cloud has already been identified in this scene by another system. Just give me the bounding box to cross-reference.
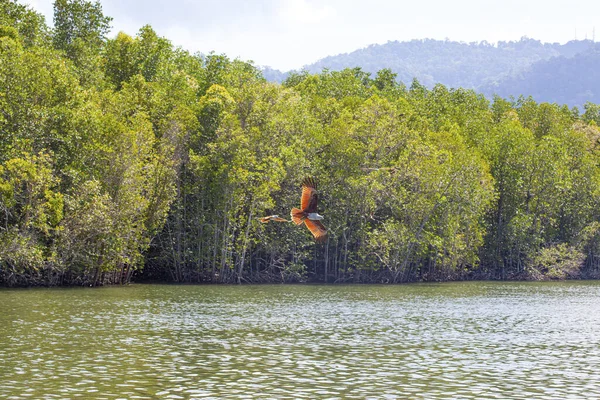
[278,0,335,24]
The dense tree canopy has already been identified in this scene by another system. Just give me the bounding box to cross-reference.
[1,0,600,286]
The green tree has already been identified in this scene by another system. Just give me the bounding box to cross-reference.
[0,153,63,286]
[52,0,111,85]
[0,0,49,47]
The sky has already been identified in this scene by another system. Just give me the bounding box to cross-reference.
[24,0,600,71]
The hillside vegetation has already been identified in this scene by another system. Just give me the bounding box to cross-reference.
[2,0,600,286]
[265,38,599,108]
[480,44,600,108]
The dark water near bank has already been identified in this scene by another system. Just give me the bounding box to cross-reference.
[1,282,600,399]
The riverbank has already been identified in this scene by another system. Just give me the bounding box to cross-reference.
[3,261,600,287]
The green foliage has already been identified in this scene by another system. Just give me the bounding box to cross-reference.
[52,0,112,86]
[52,0,111,54]
[527,243,585,280]
[0,0,49,47]
[1,2,600,286]
[103,26,173,89]
[583,102,600,125]
[269,38,599,109]
[0,153,62,285]
[0,25,19,41]
[0,35,80,166]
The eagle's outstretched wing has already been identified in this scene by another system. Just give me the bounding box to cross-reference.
[259,215,289,223]
[301,177,318,213]
[304,219,327,243]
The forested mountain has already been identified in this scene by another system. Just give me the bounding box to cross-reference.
[480,44,600,108]
[305,38,593,88]
[264,38,598,108]
[2,0,600,287]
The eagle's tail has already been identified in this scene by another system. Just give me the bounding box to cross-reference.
[290,208,305,225]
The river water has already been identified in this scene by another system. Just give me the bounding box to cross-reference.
[1,282,600,399]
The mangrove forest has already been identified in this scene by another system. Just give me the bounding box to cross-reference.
[2,0,600,286]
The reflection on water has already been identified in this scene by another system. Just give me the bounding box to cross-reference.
[1,282,600,399]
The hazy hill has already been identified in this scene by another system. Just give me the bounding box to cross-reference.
[481,44,600,108]
[260,66,289,83]
[261,38,598,108]
[304,38,593,89]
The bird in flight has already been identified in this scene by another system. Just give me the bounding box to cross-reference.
[290,177,328,243]
[259,215,289,223]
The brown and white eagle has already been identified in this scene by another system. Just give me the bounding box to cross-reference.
[290,177,328,243]
[258,215,289,223]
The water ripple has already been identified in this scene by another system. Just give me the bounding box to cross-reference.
[1,282,600,398]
